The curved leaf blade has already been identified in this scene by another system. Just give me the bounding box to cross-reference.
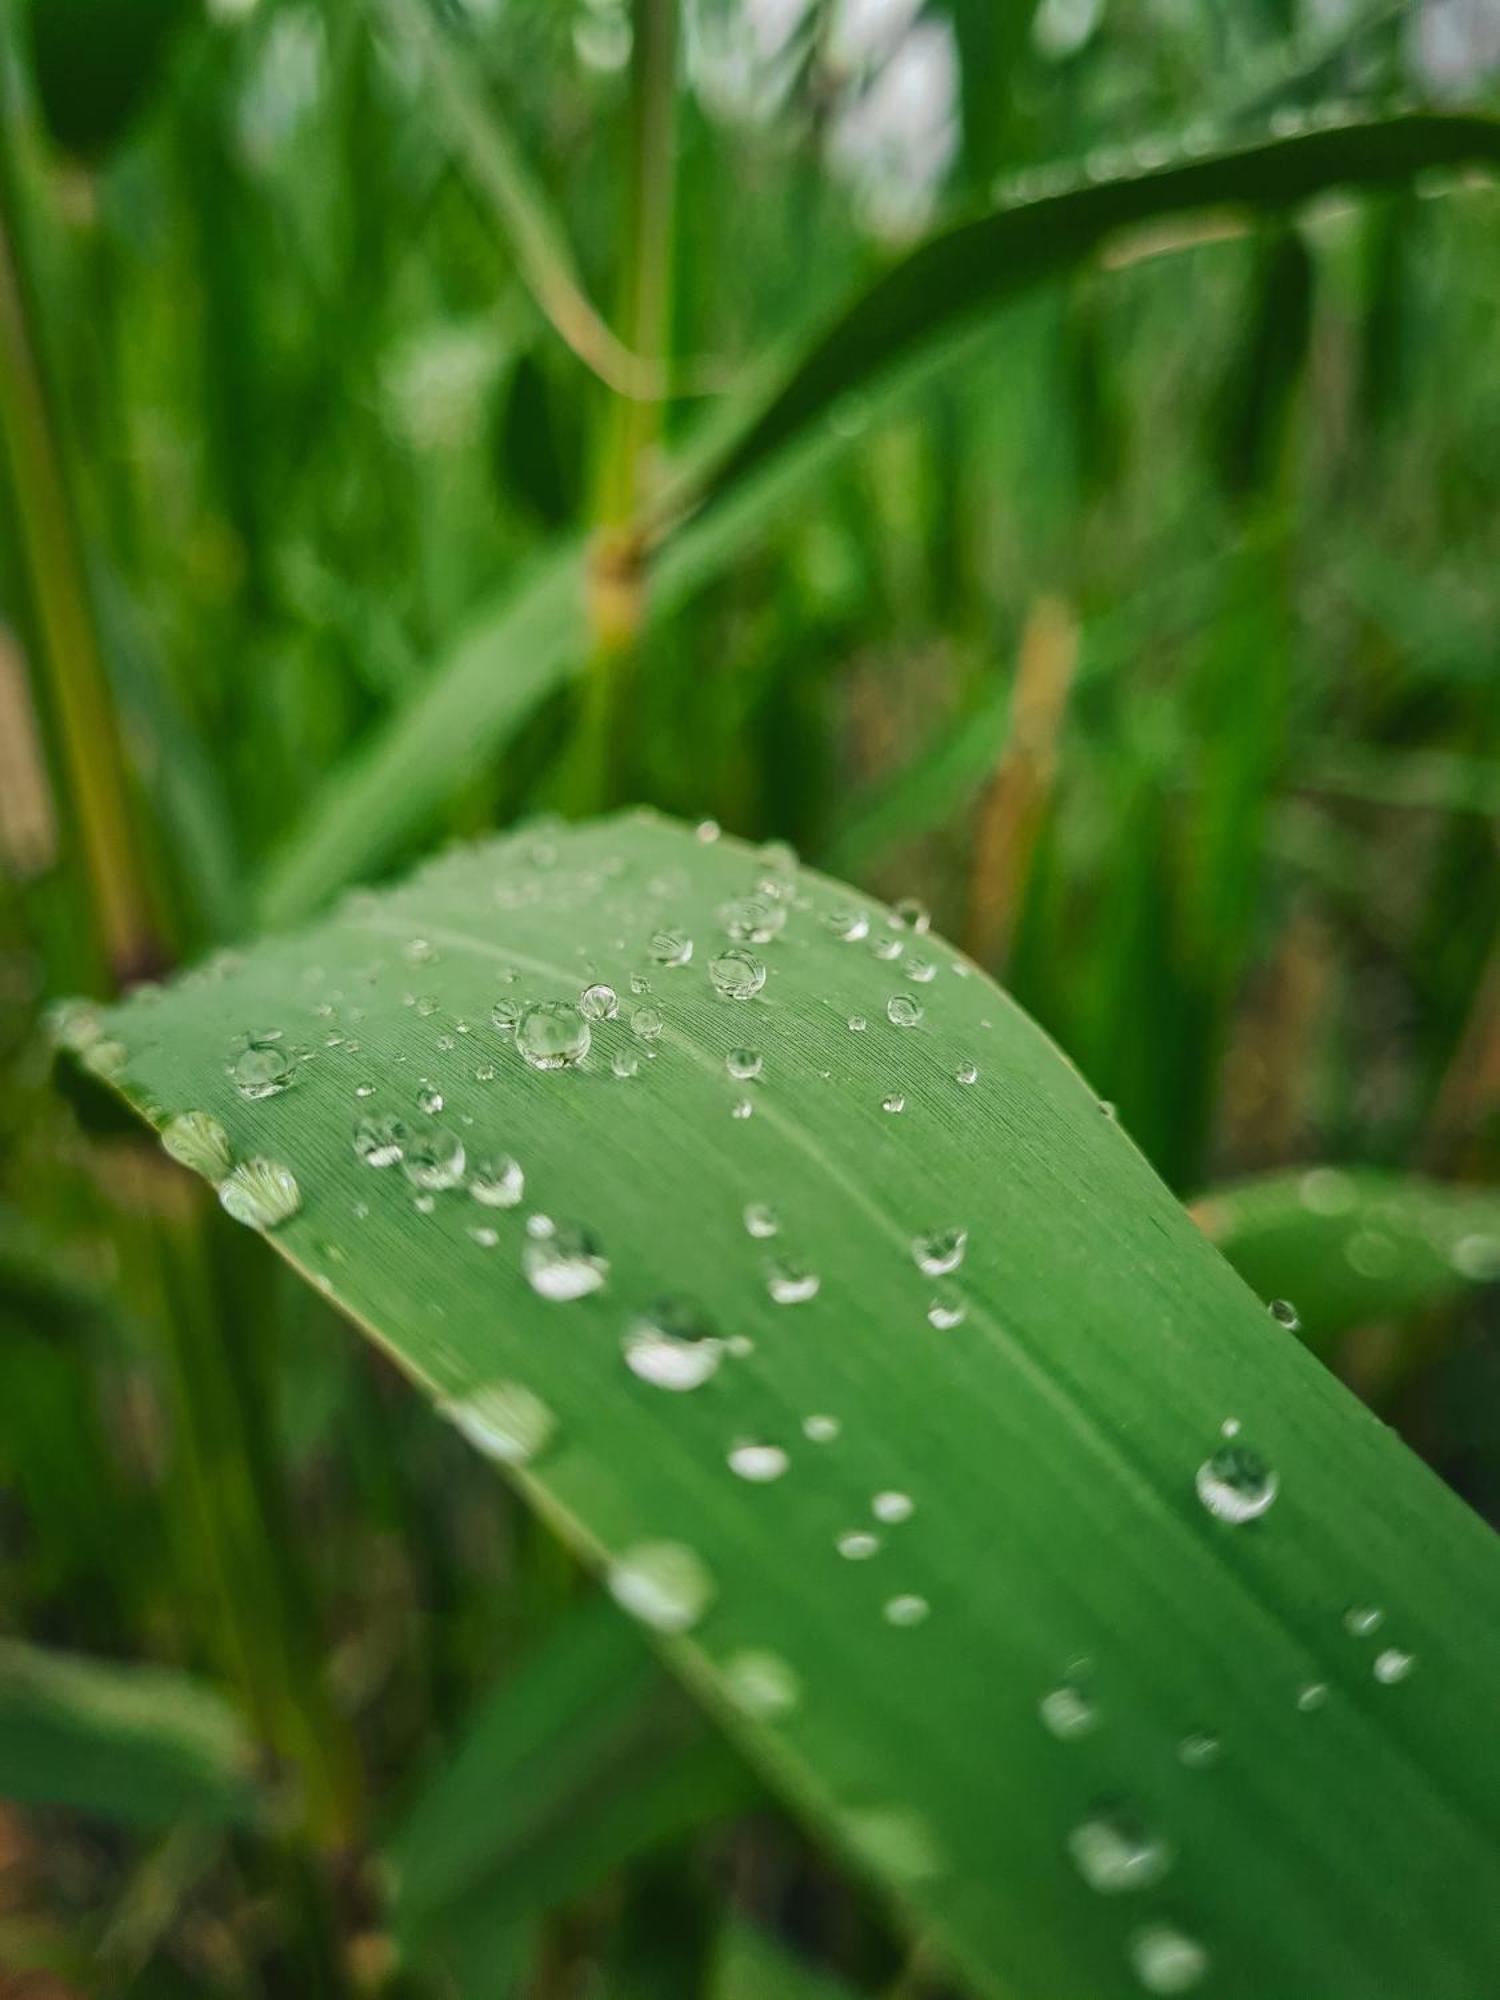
[85,814,1500,1998]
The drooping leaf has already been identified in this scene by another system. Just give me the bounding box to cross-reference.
[81,814,1500,1999]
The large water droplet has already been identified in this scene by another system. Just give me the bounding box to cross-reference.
[353,1114,406,1168]
[444,1380,555,1465]
[887,994,923,1028]
[912,1226,966,1277]
[516,1001,591,1070]
[523,1222,608,1300]
[1195,1443,1278,1524]
[219,1159,300,1229]
[648,928,693,968]
[723,1649,800,1717]
[709,948,767,1000]
[470,1155,524,1207]
[233,1040,296,1100]
[765,1258,820,1305]
[623,1298,722,1391]
[608,1542,713,1632]
[1067,1804,1172,1894]
[1128,1922,1208,1994]
[630,1004,663,1041]
[580,981,619,1021]
[401,1124,466,1191]
[161,1111,231,1180]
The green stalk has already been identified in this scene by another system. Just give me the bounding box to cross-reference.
[0,154,158,987]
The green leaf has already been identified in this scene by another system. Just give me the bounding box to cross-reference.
[0,1640,258,1829]
[1195,1167,1500,1354]
[83,814,1500,1999]
[709,1918,862,2000]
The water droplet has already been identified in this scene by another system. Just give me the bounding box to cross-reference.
[1297,1681,1328,1712]
[233,1040,296,1100]
[743,1201,779,1238]
[728,1442,789,1483]
[648,927,695,971]
[847,1014,867,1032]
[766,1257,820,1305]
[523,1222,608,1300]
[708,948,767,1000]
[219,1159,300,1229]
[579,981,619,1021]
[404,937,436,966]
[623,1298,722,1391]
[161,1111,232,1180]
[491,997,521,1032]
[1128,1921,1208,1994]
[695,818,721,843]
[1177,1730,1222,1769]
[401,1124,466,1191]
[475,1063,496,1083]
[612,1047,640,1077]
[469,1225,498,1247]
[729,1096,753,1120]
[723,1649,800,1717]
[903,956,936,984]
[1268,1298,1300,1330]
[1373,1647,1415,1684]
[720,894,785,946]
[470,1156,524,1208]
[1451,1233,1500,1281]
[1067,1804,1172,1894]
[417,1085,444,1115]
[955,1061,979,1085]
[353,1115,406,1169]
[726,1047,762,1081]
[927,1291,967,1329]
[355,1081,375,1098]
[891,897,930,934]
[887,994,923,1028]
[516,1001,591,1071]
[872,1491,913,1523]
[803,1414,839,1442]
[444,1380,555,1465]
[630,1005,663,1041]
[1344,1604,1384,1637]
[884,1594,929,1626]
[881,1092,906,1114]
[871,935,904,963]
[824,904,870,942]
[1195,1443,1278,1523]
[1040,1683,1098,1741]
[912,1227,966,1277]
[837,1530,880,1560]
[412,1193,436,1214]
[608,1542,713,1632]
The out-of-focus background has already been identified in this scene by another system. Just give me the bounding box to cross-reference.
[2,1,1499,1993]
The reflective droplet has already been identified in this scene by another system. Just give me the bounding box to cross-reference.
[523,1222,608,1300]
[803,1414,839,1442]
[516,1001,591,1071]
[444,1380,555,1465]
[1344,1604,1384,1637]
[649,929,692,968]
[491,997,520,1032]
[720,895,784,944]
[723,1648,800,1717]
[955,1061,979,1085]
[623,1299,722,1391]
[872,1491,913,1523]
[912,1226,966,1277]
[1195,1443,1278,1523]
[871,935,904,962]
[903,956,936,984]
[630,1004,663,1041]
[927,1292,966,1330]
[1067,1805,1172,1894]
[1373,1647,1415,1684]
[743,1201,779,1238]
[580,981,619,1021]
[469,1225,498,1248]
[1268,1298,1300,1330]
[1040,1683,1098,1741]
[1177,1730,1222,1769]
[353,1115,406,1168]
[1297,1681,1328,1712]
[708,948,767,1000]
[695,818,720,843]
[608,1542,713,1632]
[612,1047,641,1078]
[847,1014,867,1032]
[887,993,923,1028]
[891,897,930,934]
[766,1258,820,1305]
[161,1111,231,1180]
[725,1046,762,1080]
[881,1092,906,1114]
[219,1159,300,1230]
[470,1156,524,1208]
[355,1081,375,1098]
[404,937,436,966]
[824,904,869,942]
[728,1442,789,1483]
[233,1040,295,1100]
[401,1124,466,1191]
[837,1530,880,1560]
[416,1085,444,1115]
[884,1594,929,1626]
[1128,1922,1208,1994]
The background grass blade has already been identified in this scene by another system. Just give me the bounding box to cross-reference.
[81,814,1500,2000]
[0,1639,259,1829]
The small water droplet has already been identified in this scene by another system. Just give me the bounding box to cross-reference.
[725,1047,762,1081]
[803,1414,839,1442]
[523,1222,608,1300]
[404,937,437,966]
[720,895,784,944]
[443,1380,555,1464]
[1268,1297,1300,1330]
[608,1541,713,1632]
[233,1040,296,1100]
[730,1096,754,1120]
[401,1124,466,1191]
[891,897,930,934]
[161,1111,232,1180]
[837,1530,880,1560]
[354,1115,406,1169]
[470,1155,524,1208]
[623,1299,722,1391]
[887,994,923,1028]
[354,1081,375,1098]
[1373,1647,1415,1684]
[1344,1604,1384,1637]
[872,1491,913,1523]
[612,1047,641,1077]
[824,904,869,942]
[871,935,904,962]
[1177,1730,1222,1769]
[912,1227,966,1277]
[708,948,767,1000]
[881,1092,906,1114]
[469,1225,498,1247]
[884,1594,929,1626]
[728,1442,789,1483]
[765,1257,820,1305]
[723,1649,800,1717]
[1067,1804,1172,1894]
[630,1004,663,1041]
[955,1061,979,1085]
[1128,1921,1208,1994]
[516,1001,591,1071]
[695,818,720,843]
[1297,1681,1329,1712]
[1039,1683,1098,1741]
[417,1085,444,1115]
[1195,1443,1278,1523]
[580,982,619,1021]
[743,1201,779,1238]
[649,928,693,968]
[219,1159,300,1229]
[491,998,521,1032]
[903,956,936,984]
[927,1291,966,1329]
[847,1014,867,1032]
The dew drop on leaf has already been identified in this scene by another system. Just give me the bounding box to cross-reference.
[891,897,930,934]
[1268,1297,1300,1329]
[516,1001,591,1071]
[622,1299,722,1391]
[161,1111,231,1180]
[1039,1683,1098,1741]
[608,1542,713,1632]
[742,1201,779,1239]
[847,1015,867,1032]
[1067,1804,1172,1894]
[882,1092,906,1114]
[731,1096,754,1120]
[612,1048,641,1078]
[1343,1604,1383,1637]
[579,981,619,1021]
[728,1442,789,1483]
[1373,1647,1415,1684]
[400,1124,466,1191]
[927,1291,966,1329]
[416,1085,444,1115]
[648,928,693,968]
[765,1257,820,1305]
[955,1061,979,1085]
[1127,1922,1209,1994]
[630,1005,663,1041]
[837,1531,880,1560]
[469,1155,524,1208]
[491,997,521,1032]
[723,1649,800,1717]
[726,1047,762,1080]
[523,1222,608,1300]
[353,1115,406,1168]
[884,1594,929,1626]
[903,956,936,984]
[444,1380,556,1465]
[887,993,923,1028]
[872,1491,913,1523]
[824,904,870,942]
[912,1226,966,1277]
[1177,1730,1222,1769]
[233,1040,296,1099]
[803,1414,839,1442]
[1195,1443,1278,1524]
[720,895,784,944]
[219,1159,300,1230]
[709,948,767,1000]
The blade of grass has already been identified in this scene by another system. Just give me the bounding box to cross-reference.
[80,813,1500,2000]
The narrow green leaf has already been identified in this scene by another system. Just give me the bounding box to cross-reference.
[0,1640,258,1829]
[84,814,1500,1999]
[709,1917,862,2000]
